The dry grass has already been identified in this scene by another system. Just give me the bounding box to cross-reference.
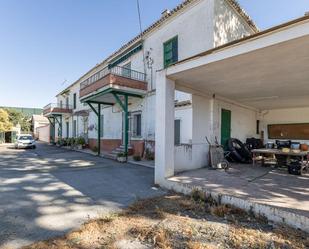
[23,193,309,249]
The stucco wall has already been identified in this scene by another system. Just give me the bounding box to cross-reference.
[214,99,258,143]
[214,0,255,47]
[37,125,50,143]
[261,107,309,144]
[175,106,192,144]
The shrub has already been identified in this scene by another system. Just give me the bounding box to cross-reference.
[117,152,128,158]
[133,155,142,161]
[92,146,98,153]
[76,136,86,145]
[145,149,155,160]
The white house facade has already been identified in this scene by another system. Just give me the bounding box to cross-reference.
[43,0,257,159]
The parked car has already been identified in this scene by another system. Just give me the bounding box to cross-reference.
[15,134,36,149]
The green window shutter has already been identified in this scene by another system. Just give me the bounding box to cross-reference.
[163,36,178,68]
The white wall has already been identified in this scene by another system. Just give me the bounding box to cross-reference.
[175,106,192,144]
[214,99,258,143]
[37,125,50,143]
[261,107,309,144]
[52,0,257,151]
[214,0,255,47]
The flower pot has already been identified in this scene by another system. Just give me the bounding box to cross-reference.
[117,157,127,163]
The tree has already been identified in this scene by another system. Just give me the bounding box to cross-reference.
[0,108,13,132]
[5,109,31,132]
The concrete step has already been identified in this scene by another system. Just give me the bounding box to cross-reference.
[104,153,117,160]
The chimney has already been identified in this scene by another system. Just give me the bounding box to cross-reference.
[161,9,171,18]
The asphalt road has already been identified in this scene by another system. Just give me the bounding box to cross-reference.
[0,142,163,249]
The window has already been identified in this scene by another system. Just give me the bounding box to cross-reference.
[122,62,131,78]
[73,93,77,109]
[132,112,142,137]
[66,97,69,108]
[174,119,181,145]
[163,36,178,68]
[60,100,63,108]
[100,115,104,138]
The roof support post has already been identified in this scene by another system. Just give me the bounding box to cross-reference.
[86,101,101,156]
[47,117,56,144]
[54,115,62,139]
[112,93,129,161]
[98,103,101,156]
[87,102,98,116]
[124,95,129,161]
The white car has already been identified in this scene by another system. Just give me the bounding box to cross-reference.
[15,134,36,149]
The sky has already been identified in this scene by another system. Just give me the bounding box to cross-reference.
[0,0,308,108]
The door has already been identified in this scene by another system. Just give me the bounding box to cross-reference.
[221,109,231,148]
[174,119,181,145]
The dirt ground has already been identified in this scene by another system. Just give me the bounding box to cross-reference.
[23,192,309,249]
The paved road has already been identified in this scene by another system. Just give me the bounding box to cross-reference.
[0,143,164,249]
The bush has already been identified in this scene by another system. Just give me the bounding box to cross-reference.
[92,146,98,153]
[76,136,86,145]
[133,155,142,161]
[145,149,155,160]
[117,152,128,158]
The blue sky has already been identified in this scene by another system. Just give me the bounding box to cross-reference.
[0,0,308,108]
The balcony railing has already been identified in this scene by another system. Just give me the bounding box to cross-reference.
[80,66,146,90]
[43,103,73,115]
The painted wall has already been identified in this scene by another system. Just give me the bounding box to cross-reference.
[52,0,256,156]
[261,107,309,144]
[37,125,50,143]
[175,105,192,144]
[214,0,255,47]
[174,95,258,172]
[214,99,258,143]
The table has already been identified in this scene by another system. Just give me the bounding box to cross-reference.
[251,149,309,167]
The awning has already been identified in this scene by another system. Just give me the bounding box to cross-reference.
[167,16,309,110]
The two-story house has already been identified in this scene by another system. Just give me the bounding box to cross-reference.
[43,0,258,159]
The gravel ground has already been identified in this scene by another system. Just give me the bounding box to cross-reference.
[23,192,309,249]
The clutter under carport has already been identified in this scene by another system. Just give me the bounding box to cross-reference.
[225,137,309,176]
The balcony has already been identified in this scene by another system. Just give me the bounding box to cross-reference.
[43,103,73,117]
[80,66,147,100]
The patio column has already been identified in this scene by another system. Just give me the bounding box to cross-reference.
[191,94,212,168]
[155,70,175,184]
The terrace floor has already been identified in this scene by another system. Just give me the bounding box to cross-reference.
[169,164,309,218]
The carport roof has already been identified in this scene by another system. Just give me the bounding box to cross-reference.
[167,15,309,110]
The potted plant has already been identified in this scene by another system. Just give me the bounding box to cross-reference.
[117,152,127,163]
[70,138,76,149]
[76,137,86,150]
[57,138,62,147]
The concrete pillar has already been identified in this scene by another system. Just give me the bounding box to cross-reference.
[191,94,212,168]
[155,70,175,184]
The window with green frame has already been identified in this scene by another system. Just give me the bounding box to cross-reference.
[163,36,178,68]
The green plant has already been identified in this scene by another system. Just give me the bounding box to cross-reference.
[57,138,63,145]
[117,152,128,158]
[92,146,98,153]
[76,136,86,145]
[145,148,155,160]
[133,155,142,161]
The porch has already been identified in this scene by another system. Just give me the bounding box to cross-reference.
[79,65,147,159]
[168,164,309,231]
[155,16,309,230]
[43,103,73,143]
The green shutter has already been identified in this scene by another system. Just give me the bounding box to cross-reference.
[164,36,178,68]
